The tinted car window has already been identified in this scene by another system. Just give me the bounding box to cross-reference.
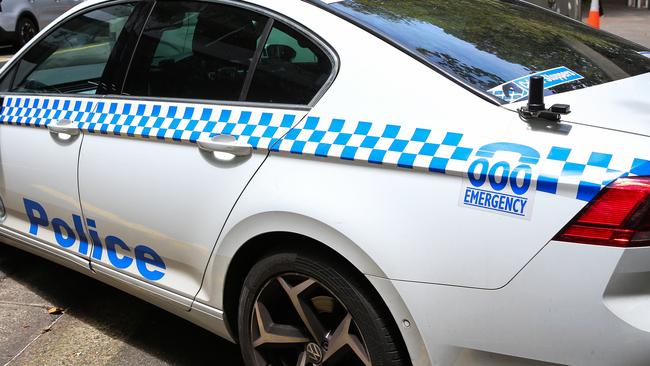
[0,66,16,92]
[11,3,136,94]
[123,1,269,101]
[328,0,650,103]
[246,21,332,104]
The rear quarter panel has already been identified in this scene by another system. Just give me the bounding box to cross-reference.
[199,0,650,304]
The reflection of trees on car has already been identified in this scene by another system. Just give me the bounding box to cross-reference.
[335,0,650,98]
[416,47,506,91]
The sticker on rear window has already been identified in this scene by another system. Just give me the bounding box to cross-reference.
[488,67,584,103]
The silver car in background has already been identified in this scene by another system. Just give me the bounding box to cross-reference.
[0,0,83,47]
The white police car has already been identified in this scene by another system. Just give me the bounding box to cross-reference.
[0,1,649,365]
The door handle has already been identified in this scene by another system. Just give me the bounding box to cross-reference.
[48,119,80,136]
[197,134,253,157]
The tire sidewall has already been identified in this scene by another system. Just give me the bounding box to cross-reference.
[238,252,395,366]
[16,17,37,48]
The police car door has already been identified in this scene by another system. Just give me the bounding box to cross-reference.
[0,2,140,266]
[77,1,333,303]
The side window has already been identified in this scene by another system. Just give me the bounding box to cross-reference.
[10,3,136,94]
[123,1,269,101]
[246,22,333,105]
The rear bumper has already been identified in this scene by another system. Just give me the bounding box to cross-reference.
[395,242,650,366]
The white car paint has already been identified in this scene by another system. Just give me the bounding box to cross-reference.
[78,102,309,301]
[0,1,648,365]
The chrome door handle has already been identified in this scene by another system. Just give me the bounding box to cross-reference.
[197,134,253,157]
[48,119,80,136]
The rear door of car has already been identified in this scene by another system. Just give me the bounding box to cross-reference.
[0,1,143,265]
[77,0,335,303]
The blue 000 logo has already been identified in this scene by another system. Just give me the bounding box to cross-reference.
[468,159,532,195]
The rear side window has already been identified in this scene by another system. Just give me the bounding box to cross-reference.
[123,1,333,105]
[123,1,269,101]
[246,21,332,104]
[327,0,650,104]
[10,3,136,94]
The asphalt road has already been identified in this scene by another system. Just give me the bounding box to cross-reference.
[0,243,244,366]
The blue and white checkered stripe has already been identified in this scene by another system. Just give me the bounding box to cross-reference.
[537,148,650,201]
[0,96,96,127]
[0,96,300,150]
[1,95,649,202]
[271,116,473,173]
[82,99,299,148]
[277,115,650,201]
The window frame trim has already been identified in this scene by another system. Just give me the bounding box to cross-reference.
[238,17,275,102]
[102,0,156,95]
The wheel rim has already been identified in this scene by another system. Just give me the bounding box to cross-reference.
[250,273,372,366]
[19,20,37,44]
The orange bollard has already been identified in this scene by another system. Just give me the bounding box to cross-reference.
[587,0,601,29]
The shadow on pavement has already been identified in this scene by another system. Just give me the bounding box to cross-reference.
[0,243,243,366]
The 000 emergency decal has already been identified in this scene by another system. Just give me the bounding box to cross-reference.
[23,198,166,281]
[460,143,539,219]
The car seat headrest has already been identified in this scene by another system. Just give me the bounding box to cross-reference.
[266,44,296,62]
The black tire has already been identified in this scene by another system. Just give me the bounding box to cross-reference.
[15,16,38,48]
[238,251,410,366]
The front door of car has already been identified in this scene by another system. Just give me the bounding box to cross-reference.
[77,0,333,302]
[0,2,142,263]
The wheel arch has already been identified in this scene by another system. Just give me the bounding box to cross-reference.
[203,211,428,364]
[16,11,39,32]
[213,212,386,331]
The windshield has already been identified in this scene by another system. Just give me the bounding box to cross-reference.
[324,0,650,104]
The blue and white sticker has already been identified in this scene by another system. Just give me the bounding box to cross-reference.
[640,51,650,59]
[489,67,584,103]
[459,143,541,220]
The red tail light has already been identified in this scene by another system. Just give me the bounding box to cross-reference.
[554,177,650,247]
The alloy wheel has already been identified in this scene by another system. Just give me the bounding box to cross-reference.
[250,273,372,366]
[18,19,37,45]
